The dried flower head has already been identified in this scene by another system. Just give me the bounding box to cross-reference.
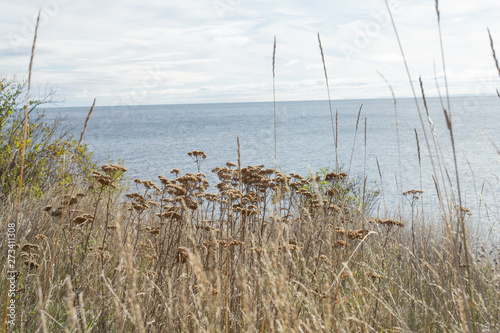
[170,169,181,176]
[348,229,371,240]
[176,247,189,264]
[92,170,116,188]
[131,202,149,212]
[334,240,348,248]
[325,172,348,181]
[367,272,384,279]
[35,234,48,241]
[158,211,182,221]
[101,164,127,174]
[158,175,170,185]
[455,205,472,215]
[369,218,405,228]
[62,195,79,206]
[403,189,423,196]
[24,260,40,270]
[326,188,338,197]
[45,206,63,217]
[319,254,332,266]
[146,227,161,235]
[22,244,40,252]
[188,150,207,159]
[72,214,94,225]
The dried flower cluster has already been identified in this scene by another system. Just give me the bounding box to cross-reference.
[369,218,405,228]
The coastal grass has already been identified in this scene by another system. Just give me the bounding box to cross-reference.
[0,154,498,332]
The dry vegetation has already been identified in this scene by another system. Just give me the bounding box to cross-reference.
[0,151,499,332]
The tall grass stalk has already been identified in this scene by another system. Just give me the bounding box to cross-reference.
[17,10,40,236]
[272,36,277,170]
[436,0,477,329]
[435,0,451,112]
[348,104,363,176]
[487,28,500,79]
[376,70,403,215]
[43,98,97,301]
[383,0,440,195]
[1,10,40,333]
[78,98,96,147]
[317,33,338,171]
[388,0,477,329]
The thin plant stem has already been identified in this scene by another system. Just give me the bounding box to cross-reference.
[317,33,338,171]
[377,70,403,215]
[2,10,40,333]
[435,0,451,112]
[272,36,277,170]
[487,28,500,78]
[16,10,41,236]
[78,98,96,148]
[348,104,363,176]
[436,1,477,329]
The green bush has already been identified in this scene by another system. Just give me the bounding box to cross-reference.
[0,76,96,199]
[304,166,379,214]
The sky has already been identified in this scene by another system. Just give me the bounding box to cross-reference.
[1,0,500,107]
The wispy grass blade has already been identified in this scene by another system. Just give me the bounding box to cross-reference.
[4,11,41,332]
[272,36,277,170]
[376,157,386,214]
[487,28,500,78]
[78,98,96,147]
[435,0,451,112]
[377,70,403,212]
[348,104,363,175]
[436,2,476,328]
[17,10,41,229]
[317,33,338,170]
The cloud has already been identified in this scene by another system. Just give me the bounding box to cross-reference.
[285,59,299,67]
[1,0,500,106]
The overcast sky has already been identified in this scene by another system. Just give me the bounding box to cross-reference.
[1,0,500,107]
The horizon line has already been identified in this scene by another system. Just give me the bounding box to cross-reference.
[43,93,498,109]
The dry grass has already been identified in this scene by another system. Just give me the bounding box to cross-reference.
[0,156,498,332]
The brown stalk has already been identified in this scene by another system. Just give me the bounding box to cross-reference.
[2,10,40,333]
[272,36,277,170]
[237,136,245,256]
[78,98,96,147]
[387,2,476,328]
[317,33,338,170]
[487,28,500,78]
[348,104,363,176]
[436,0,476,329]
[377,70,403,214]
[435,0,451,111]
[16,11,40,235]
[376,157,387,214]
[226,197,231,332]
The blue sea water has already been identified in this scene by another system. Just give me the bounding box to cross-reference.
[43,96,500,231]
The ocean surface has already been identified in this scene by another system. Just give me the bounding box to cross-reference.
[42,96,500,235]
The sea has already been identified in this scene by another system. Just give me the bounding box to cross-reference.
[42,96,499,239]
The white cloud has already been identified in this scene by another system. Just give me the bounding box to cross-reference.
[285,59,299,67]
[1,0,500,106]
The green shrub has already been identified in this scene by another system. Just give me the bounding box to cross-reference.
[304,166,379,214]
[0,76,96,199]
